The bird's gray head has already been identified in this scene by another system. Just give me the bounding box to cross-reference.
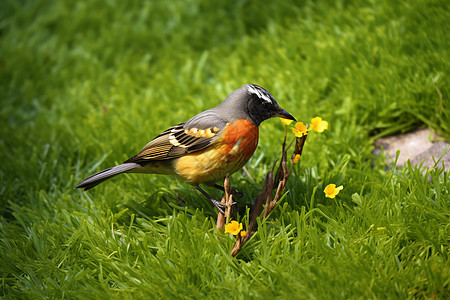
[216,84,296,126]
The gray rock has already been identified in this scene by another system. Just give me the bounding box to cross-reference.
[374,128,449,171]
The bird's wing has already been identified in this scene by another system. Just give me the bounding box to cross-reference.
[125,111,227,164]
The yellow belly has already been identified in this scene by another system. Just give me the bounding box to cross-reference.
[174,120,259,185]
[173,144,246,184]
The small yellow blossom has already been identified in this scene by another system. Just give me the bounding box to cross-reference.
[224,221,243,235]
[280,118,294,126]
[240,231,247,237]
[311,117,328,132]
[293,154,301,163]
[291,122,308,137]
[324,184,343,198]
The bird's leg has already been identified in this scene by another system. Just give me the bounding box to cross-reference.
[195,186,226,214]
[213,184,243,198]
[213,184,224,191]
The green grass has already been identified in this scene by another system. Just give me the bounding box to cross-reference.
[1,0,449,298]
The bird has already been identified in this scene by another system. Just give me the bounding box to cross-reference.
[75,84,296,213]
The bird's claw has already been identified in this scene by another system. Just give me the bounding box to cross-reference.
[211,199,238,215]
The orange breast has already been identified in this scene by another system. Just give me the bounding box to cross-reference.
[174,119,259,185]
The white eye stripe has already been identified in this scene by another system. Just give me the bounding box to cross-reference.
[247,85,272,103]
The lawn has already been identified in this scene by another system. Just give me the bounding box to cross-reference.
[1,0,449,298]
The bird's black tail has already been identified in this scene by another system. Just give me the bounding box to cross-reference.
[75,163,141,190]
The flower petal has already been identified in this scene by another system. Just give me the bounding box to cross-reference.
[280,118,293,126]
[311,117,328,132]
[224,221,243,235]
[324,183,343,198]
[291,122,308,137]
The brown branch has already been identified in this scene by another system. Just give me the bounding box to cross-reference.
[224,174,233,223]
[294,136,307,157]
[230,230,246,257]
[249,171,273,240]
[216,174,231,230]
[230,133,308,257]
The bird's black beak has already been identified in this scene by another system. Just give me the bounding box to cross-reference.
[275,108,296,122]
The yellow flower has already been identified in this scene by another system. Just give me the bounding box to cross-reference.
[293,154,301,163]
[324,184,343,198]
[291,122,308,137]
[240,231,247,237]
[280,117,294,126]
[224,221,243,235]
[311,117,328,132]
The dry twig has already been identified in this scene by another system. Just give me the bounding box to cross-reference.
[230,133,308,257]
